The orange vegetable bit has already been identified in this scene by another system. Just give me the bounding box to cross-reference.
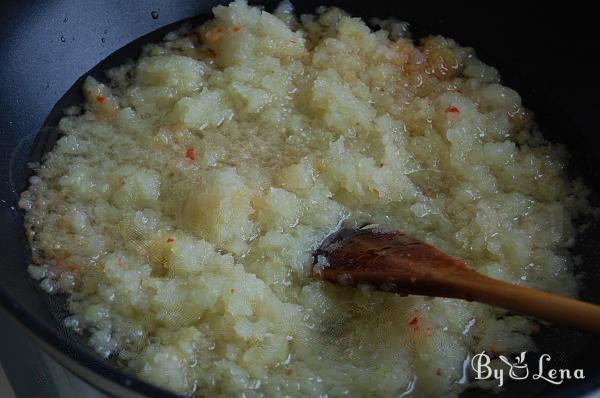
[408,317,419,331]
[185,147,196,161]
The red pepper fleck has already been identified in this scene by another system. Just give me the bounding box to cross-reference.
[378,163,384,168]
[456,89,464,95]
[96,95,105,104]
[185,147,196,161]
[409,317,419,326]
[232,25,241,32]
[166,238,175,244]
[444,105,460,113]
[216,27,224,33]
[286,368,293,376]
[66,263,80,272]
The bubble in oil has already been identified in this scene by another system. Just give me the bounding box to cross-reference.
[462,318,476,335]
[399,375,417,397]
[63,315,81,331]
[457,355,471,384]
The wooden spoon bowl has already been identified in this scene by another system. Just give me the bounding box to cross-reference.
[313,228,600,332]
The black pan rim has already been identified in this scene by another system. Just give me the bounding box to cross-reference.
[0,289,178,398]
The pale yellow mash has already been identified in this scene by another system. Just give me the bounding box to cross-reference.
[20,1,590,396]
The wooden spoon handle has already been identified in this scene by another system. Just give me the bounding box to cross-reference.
[449,272,600,332]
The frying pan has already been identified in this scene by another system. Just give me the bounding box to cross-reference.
[1,1,599,397]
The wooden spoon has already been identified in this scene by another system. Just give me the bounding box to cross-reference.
[313,228,600,332]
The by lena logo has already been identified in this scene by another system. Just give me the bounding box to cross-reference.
[471,351,585,387]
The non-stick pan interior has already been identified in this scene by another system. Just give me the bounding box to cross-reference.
[1,1,599,397]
